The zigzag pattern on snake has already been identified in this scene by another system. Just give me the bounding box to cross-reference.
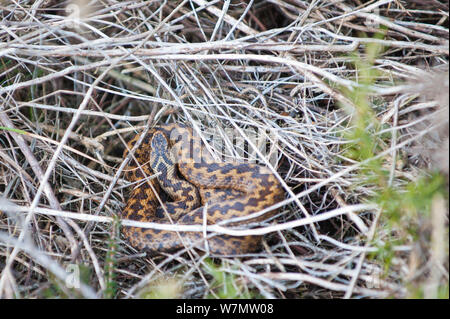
[121,123,284,255]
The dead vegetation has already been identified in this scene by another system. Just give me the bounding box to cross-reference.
[0,0,448,299]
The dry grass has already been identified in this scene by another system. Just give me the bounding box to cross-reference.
[0,0,448,299]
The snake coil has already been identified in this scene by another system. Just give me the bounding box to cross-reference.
[121,123,284,255]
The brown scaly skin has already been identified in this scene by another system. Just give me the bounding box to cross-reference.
[121,123,285,256]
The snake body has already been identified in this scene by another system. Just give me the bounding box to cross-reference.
[121,123,284,255]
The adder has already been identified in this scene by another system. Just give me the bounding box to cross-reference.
[121,123,284,255]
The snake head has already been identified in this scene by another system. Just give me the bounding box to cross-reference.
[151,131,169,152]
[150,131,175,173]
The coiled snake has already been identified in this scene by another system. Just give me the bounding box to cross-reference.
[121,123,284,255]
